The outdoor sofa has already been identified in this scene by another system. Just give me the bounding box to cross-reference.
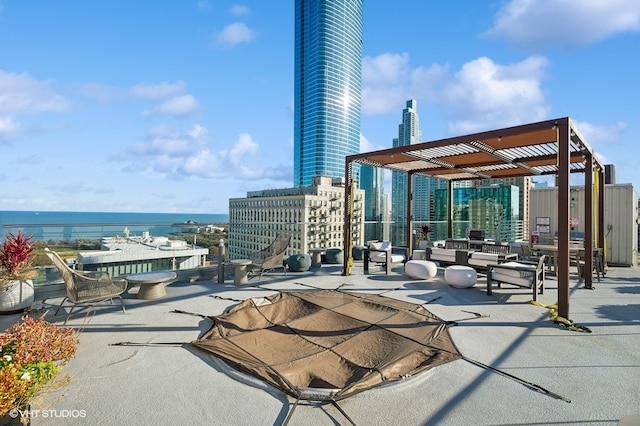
[427,239,471,265]
[467,243,518,270]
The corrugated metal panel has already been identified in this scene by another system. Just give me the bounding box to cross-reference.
[530,184,638,266]
[604,185,638,266]
[529,187,558,244]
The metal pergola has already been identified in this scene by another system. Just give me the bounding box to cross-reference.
[342,117,605,319]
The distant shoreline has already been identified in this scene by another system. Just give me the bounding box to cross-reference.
[0,211,229,242]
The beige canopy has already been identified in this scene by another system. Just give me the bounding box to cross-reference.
[192,289,461,400]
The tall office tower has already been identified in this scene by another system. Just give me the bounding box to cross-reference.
[390,100,446,246]
[294,0,363,187]
[360,164,385,242]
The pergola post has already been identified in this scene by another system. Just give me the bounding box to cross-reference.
[406,171,414,257]
[584,155,594,289]
[557,119,571,319]
[447,180,453,238]
[343,159,353,276]
[596,167,606,264]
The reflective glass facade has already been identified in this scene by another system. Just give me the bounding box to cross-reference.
[294,0,363,187]
[434,185,520,241]
[360,164,385,242]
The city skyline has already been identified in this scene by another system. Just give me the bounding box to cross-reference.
[1,1,638,213]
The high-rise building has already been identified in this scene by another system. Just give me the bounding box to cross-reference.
[228,177,364,259]
[434,185,522,243]
[390,100,446,246]
[474,177,532,238]
[294,0,363,187]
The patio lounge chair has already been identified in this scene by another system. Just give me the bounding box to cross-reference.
[44,248,128,324]
[519,244,541,262]
[486,255,546,301]
[574,248,605,282]
[247,233,291,280]
[364,240,406,274]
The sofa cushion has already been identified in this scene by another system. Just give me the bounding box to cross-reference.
[430,248,455,257]
[491,271,533,288]
[470,252,499,262]
[371,252,405,263]
[492,261,535,278]
[379,240,392,251]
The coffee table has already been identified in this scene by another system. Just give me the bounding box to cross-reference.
[127,271,177,299]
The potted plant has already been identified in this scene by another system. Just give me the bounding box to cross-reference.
[0,315,78,424]
[419,225,433,248]
[0,232,37,314]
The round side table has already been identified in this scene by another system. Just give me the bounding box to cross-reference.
[230,259,252,285]
[309,248,324,267]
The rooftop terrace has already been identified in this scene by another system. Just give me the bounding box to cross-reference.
[2,260,639,425]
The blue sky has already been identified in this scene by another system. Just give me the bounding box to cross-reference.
[1,1,638,214]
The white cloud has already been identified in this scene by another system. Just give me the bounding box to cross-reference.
[230,5,250,16]
[362,53,448,115]
[228,132,258,165]
[443,56,550,133]
[0,70,70,115]
[0,116,20,142]
[213,22,255,48]
[573,120,627,146]
[114,126,288,182]
[363,53,410,85]
[129,124,209,158]
[361,53,550,133]
[150,94,199,117]
[484,0,640,49]
[129,81,186,100]
[360,132,387,152]
[362,53,411,115]
[183,133,289,180]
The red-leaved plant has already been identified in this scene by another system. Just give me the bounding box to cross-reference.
[0,232,36,286]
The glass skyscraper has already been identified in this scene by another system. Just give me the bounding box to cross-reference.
[391,100,446,246]
[294,0,363,187]
[434,185,521,242]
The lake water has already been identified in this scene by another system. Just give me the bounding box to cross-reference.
[0,210,229,242]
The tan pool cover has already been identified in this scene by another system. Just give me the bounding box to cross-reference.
[192,289,461,400]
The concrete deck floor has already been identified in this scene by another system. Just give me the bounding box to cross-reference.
[3,261,639,426]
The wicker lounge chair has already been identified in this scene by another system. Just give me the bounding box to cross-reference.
[44,248,128,324]
[246,234,291,280]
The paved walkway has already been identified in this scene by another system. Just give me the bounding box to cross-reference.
[3,261,639,425]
